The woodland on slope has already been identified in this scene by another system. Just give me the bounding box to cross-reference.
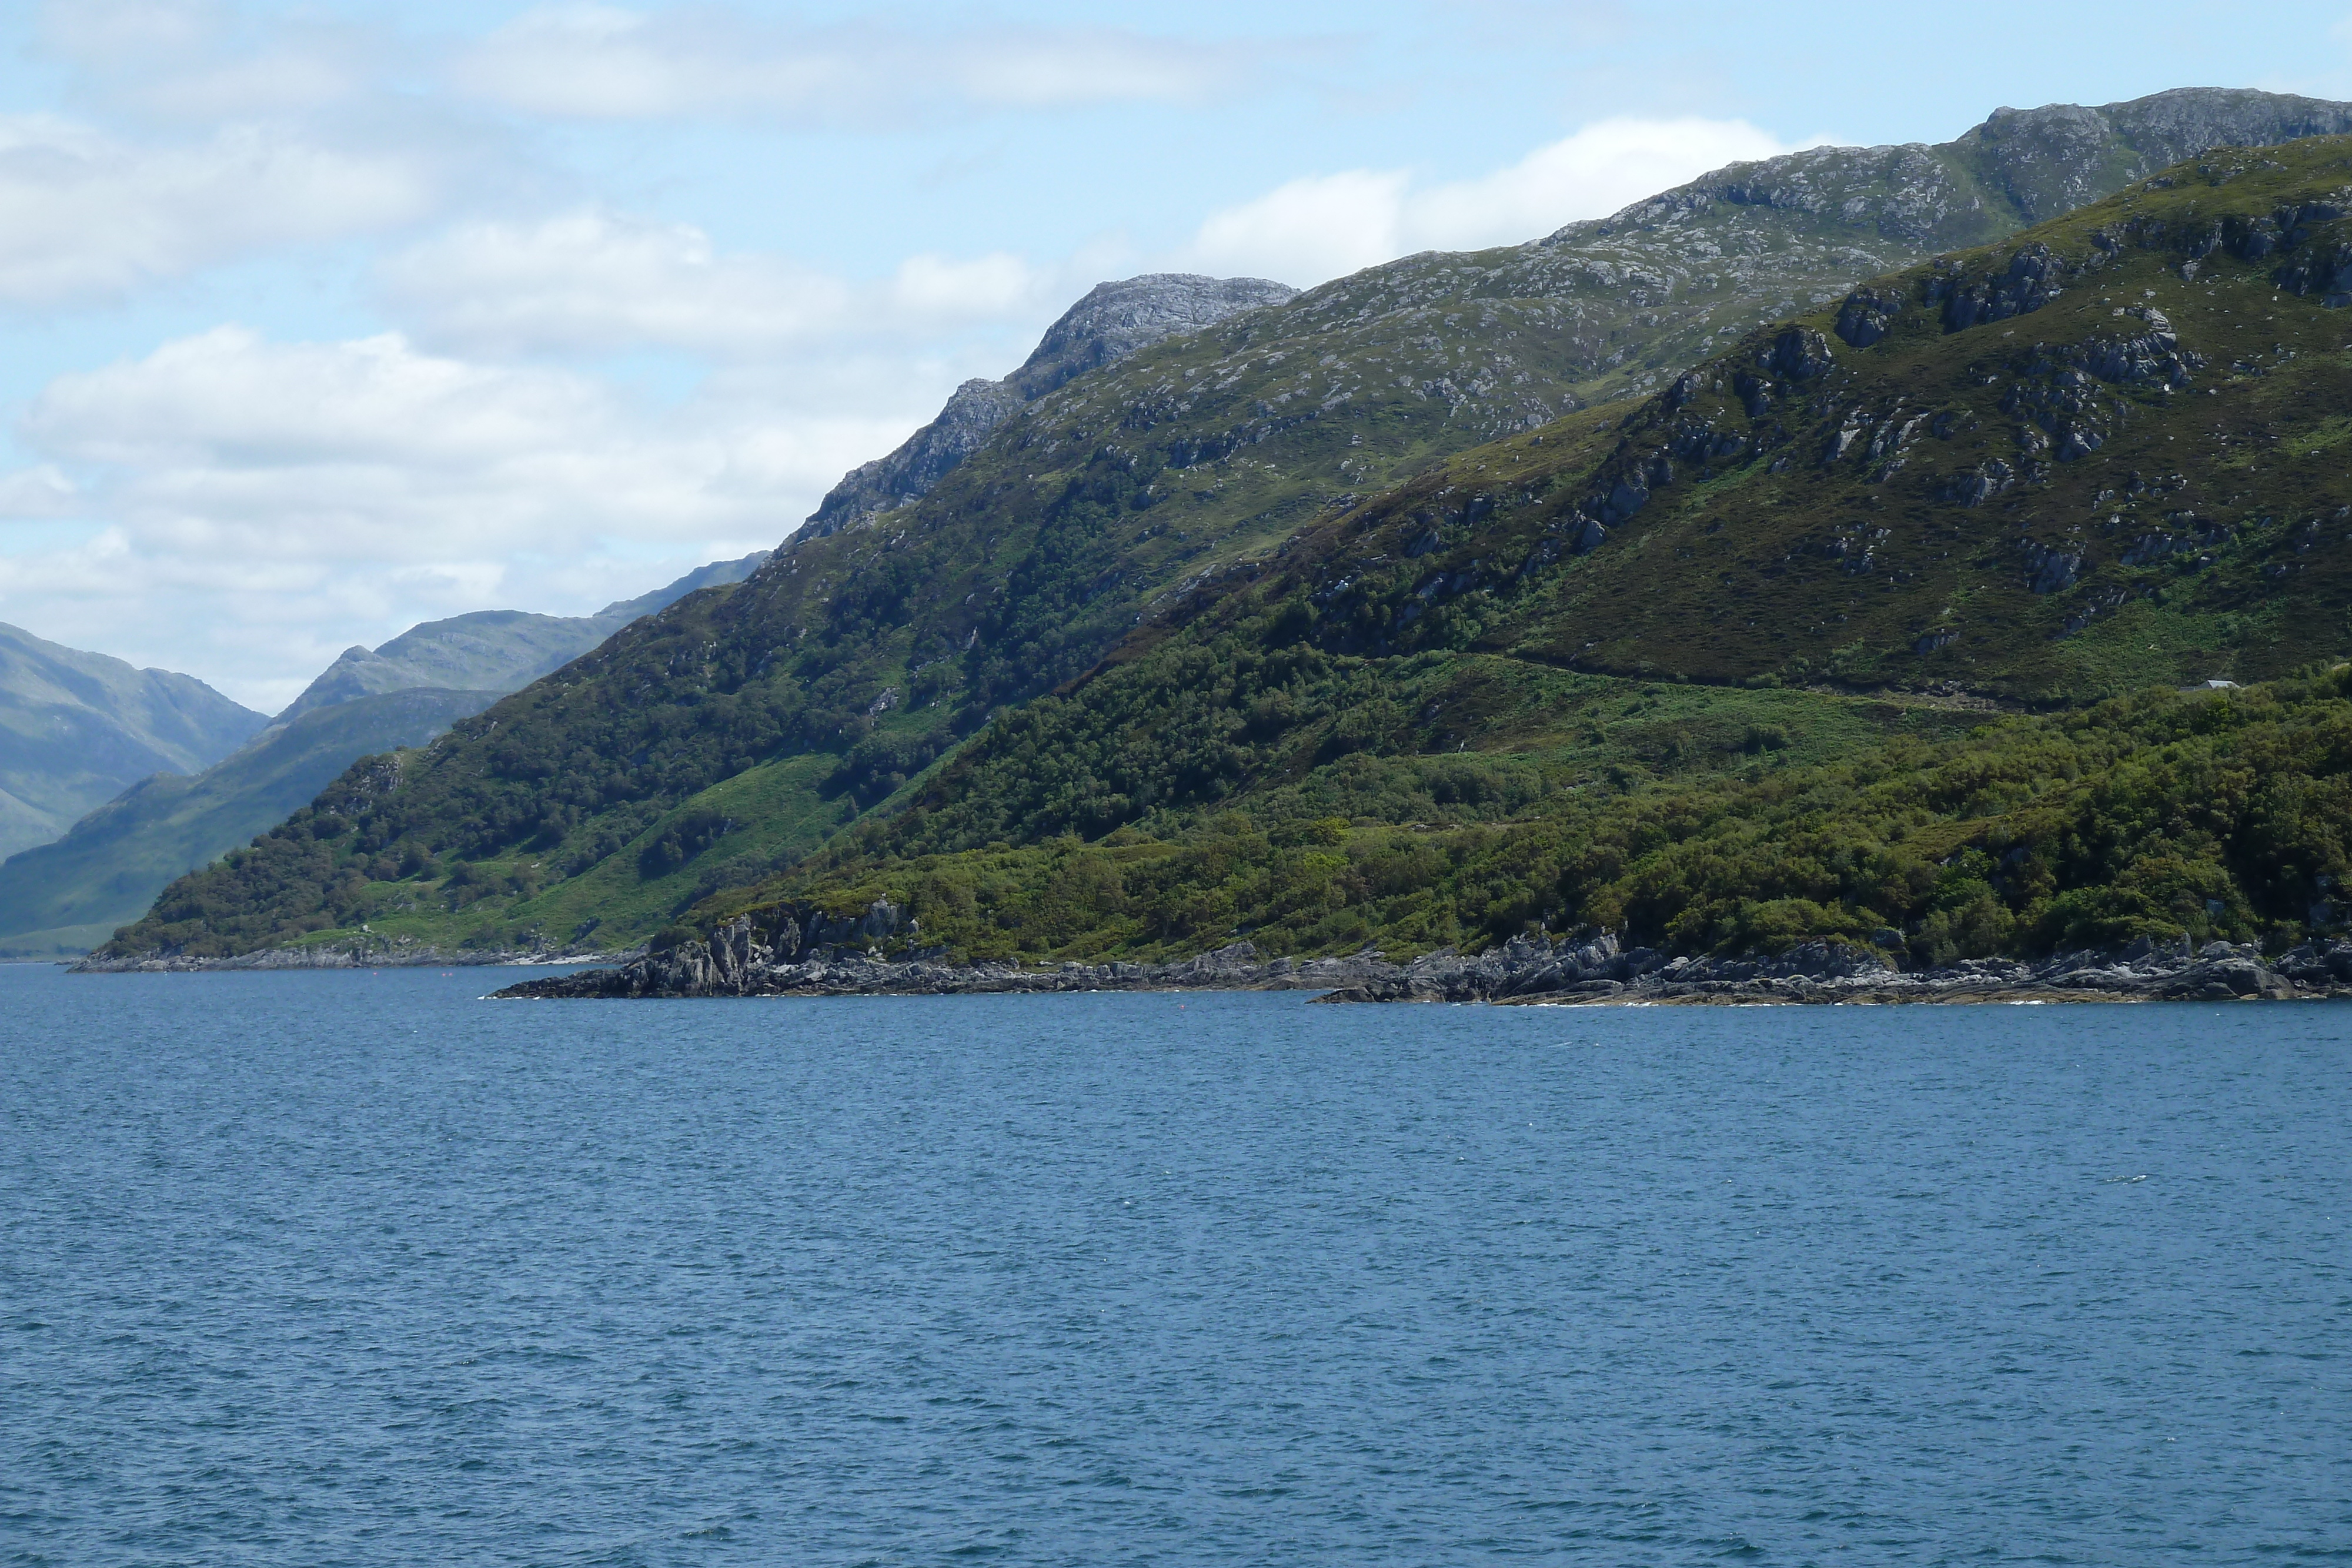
[93,95,2352,964]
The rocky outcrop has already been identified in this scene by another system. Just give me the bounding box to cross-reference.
[798,273,1297,539]
[73,934,625,972]
[493,922,1397,999]
[1570,90,2352,255]
[1315,934,2326,1005]
[489,920,2351,1005]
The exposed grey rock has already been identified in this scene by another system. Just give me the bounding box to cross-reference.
[1835,286,1905,347]
[1565,90,2352,255]
[798,273,1297,539]
[487,922,2346,1006]
[1312,934,2321,1005]
[2024,543,2083,594]
[1768,326,1836,382]
[492,915,1400,999]
[73,934,626,972]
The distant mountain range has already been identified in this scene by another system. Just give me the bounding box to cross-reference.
[79,86,2352,968]
[0,624,265,861]
[0,552,767,957]
[275,553,769,726]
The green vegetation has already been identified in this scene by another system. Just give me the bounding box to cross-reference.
[0,687,487,959]
[0,553,770,957]
[94,125,2352,966]
[723,664,2352,968]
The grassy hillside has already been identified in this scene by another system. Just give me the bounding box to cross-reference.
[1242,138,2352,703]
[92,109,2352,964]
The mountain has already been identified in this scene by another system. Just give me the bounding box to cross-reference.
[800,274,1297,538]
[671,131,2352,968]
[278,551,770,724]
[1,551,767,957]
[0,689,491,958]
[86,93,2352,965]
[0,623,264,861]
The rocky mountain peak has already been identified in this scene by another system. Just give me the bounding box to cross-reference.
[798,272,1297,540]
[1548,88,2352,251]
[1006,273,1297,400]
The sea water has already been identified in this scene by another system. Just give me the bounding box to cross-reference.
[2,963,2347,1566]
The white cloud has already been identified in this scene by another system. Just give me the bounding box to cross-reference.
[0,115,438,306]
[1406,117,1803,249]
[377,210,1057,358]
[36,0,382,119]
[1184,116,1816,286]
[377,213,854,357]
[449,4,1271,123]
[35,0,214,63]
[1188,169,1415,289]
[0,466,78,519]
[1,326,901,708]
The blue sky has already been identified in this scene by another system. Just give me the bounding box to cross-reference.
[0,0,2346,708]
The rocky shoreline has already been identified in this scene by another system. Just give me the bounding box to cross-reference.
[489,913,2352,1004]
[74,939,624,973]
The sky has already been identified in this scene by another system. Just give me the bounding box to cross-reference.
[1,0,2348,711]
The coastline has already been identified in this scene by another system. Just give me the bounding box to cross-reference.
[72,941,627,973]
[485,916,2352,1005]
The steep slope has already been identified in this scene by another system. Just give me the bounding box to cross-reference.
[662,132,2352,967]
[2,551,767,955]
[90,93,2352,963]
[0,623,263,860]
[801,275,1297,538]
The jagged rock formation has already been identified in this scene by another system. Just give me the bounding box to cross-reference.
[492,906,1406,999]
[492,919,2351,1005]
[799,274,1297,538]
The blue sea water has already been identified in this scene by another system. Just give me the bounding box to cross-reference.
[2,964,2348,1566]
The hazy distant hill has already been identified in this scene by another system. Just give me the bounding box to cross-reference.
[276,551,771,725]
[0,623,263,861]
[0,551,767,956]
